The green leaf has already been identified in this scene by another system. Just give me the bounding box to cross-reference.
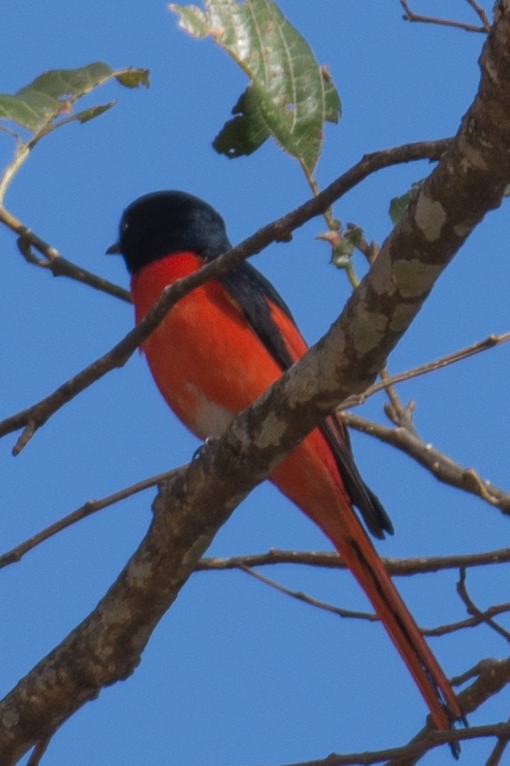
[74,102,116,124]
[212,86,270,157]
[116,69,150,89]
[170,0,341,172]
[389,181,422,224]
[171,4,210,37]
[0,63,149,133]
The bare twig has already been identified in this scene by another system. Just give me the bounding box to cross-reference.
[276,722,510,765]
[457,567,510,642]
[0,467,179,569]
[465,0,491,31]
[17,235,131,302]
[400,0,489,33]
[1,141,450,302]
[197,547,510,575]
[239,564,377,622]
[201,550,510,638]
[342,332,510,410]
[486,716,510,766]
[385,659,510,766]
[424,601,510,637]
[0,205,130,302]
[238,564,510,639]
[25,736,51,766]
[342,411,510,514]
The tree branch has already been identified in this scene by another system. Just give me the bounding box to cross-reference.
[400,0,490,33]
[343,411,510,514]
[238,564,377,622]
[234,564,510,640]
[0,204,131,303]
[197,546,510,575]
[0,467,181,569]
[16,235,131,303]
[457,566,510,642]
[2,6,510,762]
[384,658,510,766]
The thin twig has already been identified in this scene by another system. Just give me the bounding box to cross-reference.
[342,411,510,514]
[197,546,510,575]
[457,567,510,643]
[238,564,377,622]
[465,0,491,32]
[17,235,131,302]
[276,722,510,766]
[239,564,510,639]
[486,716,510,766]
[424,601,510,637]
[0,467,179,569]
[400,0,489,33]
[385,658,510,766]
[342,332,510,410]
[379,368,418,434]
[26,736,51,766]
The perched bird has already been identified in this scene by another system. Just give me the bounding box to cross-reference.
[109,190,462,735]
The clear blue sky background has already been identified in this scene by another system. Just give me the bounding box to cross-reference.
[1,2,509,765]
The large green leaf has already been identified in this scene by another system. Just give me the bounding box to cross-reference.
[0,63,149,133]
[170,0,341,172]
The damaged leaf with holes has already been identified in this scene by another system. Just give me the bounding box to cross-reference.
[170,0,341,172]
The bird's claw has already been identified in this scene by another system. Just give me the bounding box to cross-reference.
[192,436,218,461]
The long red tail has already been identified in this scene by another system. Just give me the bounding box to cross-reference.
[327,509,460,731]
[270,429,462,733]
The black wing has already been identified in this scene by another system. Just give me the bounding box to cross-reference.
[221,262,393,539]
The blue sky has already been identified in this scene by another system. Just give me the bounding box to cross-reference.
[1,2,509,764]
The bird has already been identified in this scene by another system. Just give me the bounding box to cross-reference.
[108,190,462,736]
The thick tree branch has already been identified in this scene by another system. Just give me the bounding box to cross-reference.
[2,6,510,763]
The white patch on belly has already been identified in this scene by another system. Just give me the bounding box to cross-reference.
[185,382,234,439]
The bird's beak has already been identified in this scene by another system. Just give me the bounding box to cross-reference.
[106,242,121,255]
